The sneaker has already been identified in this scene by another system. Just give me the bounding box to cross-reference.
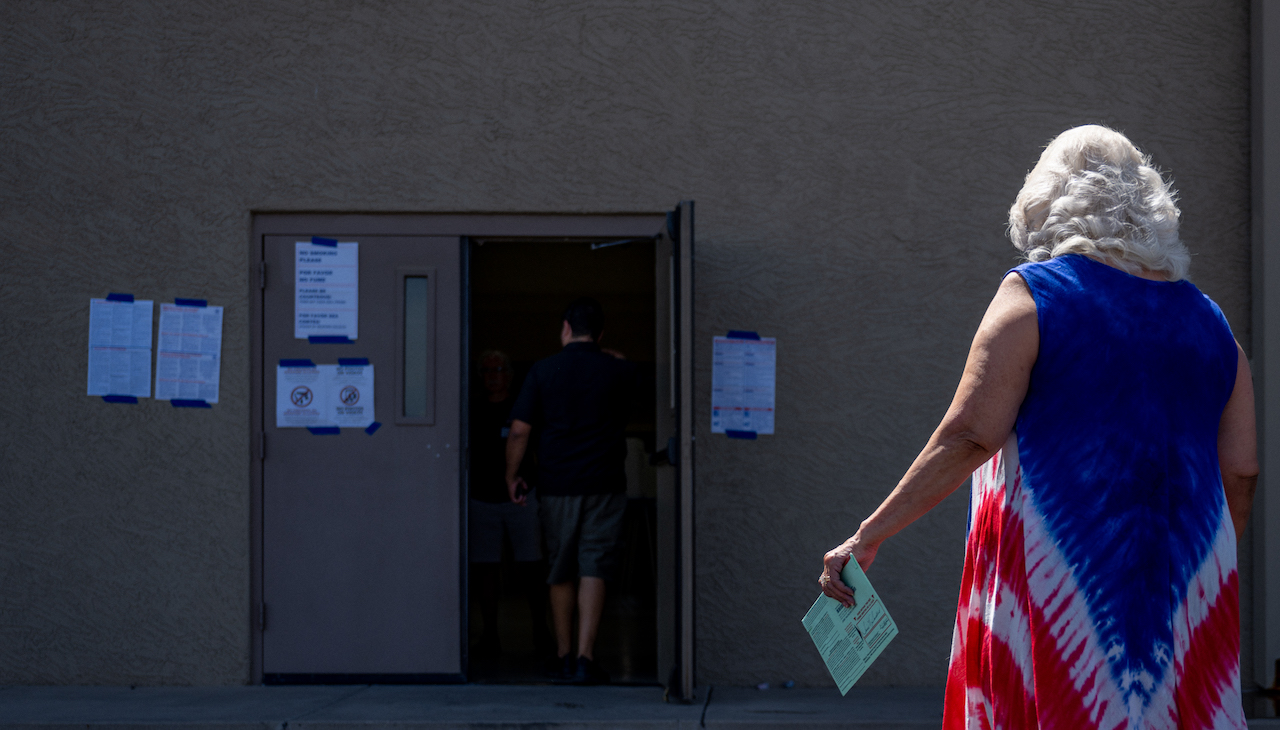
[563,655,610,685]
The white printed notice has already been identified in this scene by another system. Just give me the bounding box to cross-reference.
[295,241,358,340]
[276,363,375,428]
[802,558,899,695]
[710,336,776,434]
[325,363,374,427]
[155,302,223,403]
[87,298,154,398]
[277,364,325,427]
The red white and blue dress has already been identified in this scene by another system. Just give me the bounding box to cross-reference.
[943,255,1246,730]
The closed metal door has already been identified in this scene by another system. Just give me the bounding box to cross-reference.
[260,234,462,681]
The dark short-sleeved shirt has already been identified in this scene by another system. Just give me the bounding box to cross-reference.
[469,395,519,503]
[509,341,637,496]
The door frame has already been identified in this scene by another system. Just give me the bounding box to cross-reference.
[249,213,676,684]
[1253,0,1280,691]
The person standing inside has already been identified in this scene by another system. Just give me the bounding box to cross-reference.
[505,298,637,685]
[468,349,552,662]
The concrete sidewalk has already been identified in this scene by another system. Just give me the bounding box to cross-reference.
[0,684,940,729]
[0,685,1276,729]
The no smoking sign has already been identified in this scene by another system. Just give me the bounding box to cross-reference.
[339,385,360,406]
[291,385,313,408]
[277,362,374,428]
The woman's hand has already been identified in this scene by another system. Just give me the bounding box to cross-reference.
[819,533,879,608]
[812,274,1037,608]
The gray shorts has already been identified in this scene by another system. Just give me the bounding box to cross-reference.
[468,494,543,563]
[538,493,627,584]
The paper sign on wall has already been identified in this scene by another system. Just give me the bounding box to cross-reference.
[276,362,375,428]
[711,335,776,435]
[87,298,153,398]
[295,241,358,340]
[155,302,223,403]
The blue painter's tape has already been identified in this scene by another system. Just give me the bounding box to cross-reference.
[279,358,316,367]
[365,421,382,435]
[311,236,338,247]
[102,395,138,404]
[726,429,758,440]
[308,335,353,344]
[171,399,211,408]
[174,298,207,307]
[307,426,341,435]
[106,293,134,302]
[726,330,760,340]
[338,358,369,366]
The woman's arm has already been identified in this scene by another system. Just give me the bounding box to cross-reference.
[1219,341,1258,541]
[820,273,1039,607]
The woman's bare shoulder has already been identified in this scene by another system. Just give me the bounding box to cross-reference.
[985,272,1037,326]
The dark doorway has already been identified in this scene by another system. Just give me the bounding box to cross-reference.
[467,238,659,685]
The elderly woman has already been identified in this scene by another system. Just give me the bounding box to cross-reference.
[820,125,1257,729]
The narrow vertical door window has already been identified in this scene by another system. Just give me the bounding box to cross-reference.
[403,276,430,418]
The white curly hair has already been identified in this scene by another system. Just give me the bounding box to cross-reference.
[1008,125,1188,281]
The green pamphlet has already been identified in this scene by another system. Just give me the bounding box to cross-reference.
[801,558,899,695]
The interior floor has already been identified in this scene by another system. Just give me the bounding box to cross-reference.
[467,239,658,685]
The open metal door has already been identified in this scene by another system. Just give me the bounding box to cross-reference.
[654,201,695,701]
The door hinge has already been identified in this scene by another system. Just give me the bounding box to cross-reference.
[259,261,267,290]
[259,602,267,631]
[258,432,266,460]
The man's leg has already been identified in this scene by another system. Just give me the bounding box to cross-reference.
[549,581,576,659]
[565,493,627,683]
[576,576,606,660]
[538,494,580,664]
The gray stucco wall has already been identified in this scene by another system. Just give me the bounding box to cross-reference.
[0,1,1251,686]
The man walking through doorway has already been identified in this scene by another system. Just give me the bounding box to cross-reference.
[505,297,637,685]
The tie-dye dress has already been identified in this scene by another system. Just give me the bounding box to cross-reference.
[943,254,1245,730]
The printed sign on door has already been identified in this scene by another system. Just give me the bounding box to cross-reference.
[276,363,374,428]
